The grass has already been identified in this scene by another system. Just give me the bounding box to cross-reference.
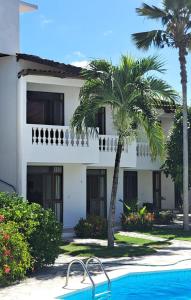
[60,234,170,258]
[132,227,191,241]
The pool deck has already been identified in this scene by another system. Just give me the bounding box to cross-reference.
[1,233,191,300]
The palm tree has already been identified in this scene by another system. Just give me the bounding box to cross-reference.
[72,55,177,247]
[132,0,191,230]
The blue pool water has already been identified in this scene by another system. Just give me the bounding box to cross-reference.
[58,269,191,299]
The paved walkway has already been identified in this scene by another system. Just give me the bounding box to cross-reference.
[1,233,191,300]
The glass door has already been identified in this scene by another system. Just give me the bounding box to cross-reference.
[87,169,107,218]
[123,171,138,208]
[153,171,161,211]
[27,166,63,223]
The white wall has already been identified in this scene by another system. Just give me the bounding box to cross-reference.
[138,170,153,206]
[105,106,117,135]
[161,173,175,209]
[0,0,19,54]
[63,164,86,229]
[0,56,17,192]
[160,114,174,138]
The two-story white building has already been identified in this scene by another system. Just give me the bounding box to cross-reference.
[0,0,190,235]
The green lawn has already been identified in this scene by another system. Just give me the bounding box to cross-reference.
[132,227,191,241]
[60,234,170,258]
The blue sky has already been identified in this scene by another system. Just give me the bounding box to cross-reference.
[20,0,191,104]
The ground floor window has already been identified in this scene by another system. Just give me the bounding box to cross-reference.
[27,166,63,223]
[123,171,138,208]
[87,169,107,218]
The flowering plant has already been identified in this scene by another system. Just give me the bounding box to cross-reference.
[0,216,31,286]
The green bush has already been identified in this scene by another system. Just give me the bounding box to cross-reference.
[0,217,31,286]
[155,211,174,225]
[74,216,107,238]
[121,211,155,230]
[0,192,62,268]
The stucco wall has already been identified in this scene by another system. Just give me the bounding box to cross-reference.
[0,56,17,192]
[0,0,19,55]
[138,170,153,206]
[161,173,175,209]
[63,164,86,229]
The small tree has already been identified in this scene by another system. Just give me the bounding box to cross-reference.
[72,55,177,247]
[163,107,191,193]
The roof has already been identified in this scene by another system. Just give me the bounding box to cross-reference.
[17,53,83,79]
[20,1,38,13]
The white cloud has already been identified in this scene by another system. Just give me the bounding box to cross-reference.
[40,15,53,28]
[73,51,85,58]
[71,60,90,68]
[103,30,112,36]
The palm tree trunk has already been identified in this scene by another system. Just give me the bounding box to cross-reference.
[108,137,123,247]
[178,46,189,231]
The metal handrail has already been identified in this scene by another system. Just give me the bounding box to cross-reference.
[65,259,96,299]
[83,257,111,292]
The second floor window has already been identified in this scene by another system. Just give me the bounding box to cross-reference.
[27,91,64,126]
[96,107,106,135]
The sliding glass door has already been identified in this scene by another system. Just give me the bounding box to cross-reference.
[27,166,63,223]
[87,169,107,218]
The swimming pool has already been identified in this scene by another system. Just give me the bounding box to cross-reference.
[59,269,191,299]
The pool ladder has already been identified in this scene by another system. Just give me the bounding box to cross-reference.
[65,257,111,299]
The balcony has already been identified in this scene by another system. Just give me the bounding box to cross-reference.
[21,125,161,170]
[98,135,137,168]
[136,142,162,170]
[23,125,99,164]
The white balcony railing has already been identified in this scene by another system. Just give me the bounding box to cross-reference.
[136,142,150,157]
[136,142,161,170]
[32,125,89,148]
[23,124,99,164]
[99,135,128,152]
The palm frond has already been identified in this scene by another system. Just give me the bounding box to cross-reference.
[146,77,179,103]
[163,0,189,10]
[143,120,165,160]
[136,3,166,19]
[81,59,111,80]
[132,30,166,50]
[135,56,166,75]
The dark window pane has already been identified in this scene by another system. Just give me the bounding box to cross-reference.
[27,91,64,126]
[27,100,45,124]
[27,166,63,223]
[96,107,106,135]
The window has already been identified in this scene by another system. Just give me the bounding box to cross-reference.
[27,91,64,126]
[96,107,106,135]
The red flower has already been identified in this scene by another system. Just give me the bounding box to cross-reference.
[0,215,5,223]
[4,265,11,274]
[3,233,10,241]
[3,249,11,257]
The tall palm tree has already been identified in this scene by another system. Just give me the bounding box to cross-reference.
[132,0,191,230]
[72,55,177,247]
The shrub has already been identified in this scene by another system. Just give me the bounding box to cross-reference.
[155,211,174,225]
[0,217,31,286]
[74,216,107,238]
[121,212,155,230]
[0,192,62,268]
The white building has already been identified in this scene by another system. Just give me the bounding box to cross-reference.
[0,1,190,235]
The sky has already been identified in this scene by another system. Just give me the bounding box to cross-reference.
[20,0,191,104]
